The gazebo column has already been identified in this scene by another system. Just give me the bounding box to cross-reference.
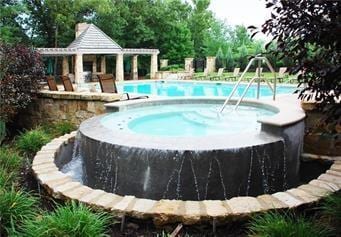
[131,55,138,80]
[74,53,84,84]
[116,53,124,81]
[100,56,106,74]
[92,57,97,73]
[62,56,69,76]
[150,53,158,79]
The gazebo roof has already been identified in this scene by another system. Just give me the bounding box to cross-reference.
[67,24,122,50]
[37,23,159,56]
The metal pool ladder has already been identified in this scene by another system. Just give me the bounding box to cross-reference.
[219,55,277,113]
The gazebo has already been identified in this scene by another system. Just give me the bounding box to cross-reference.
[37,23,160,85]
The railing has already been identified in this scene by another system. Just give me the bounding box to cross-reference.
[219,55,277,113]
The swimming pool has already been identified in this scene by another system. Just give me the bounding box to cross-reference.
[116,80,295,97]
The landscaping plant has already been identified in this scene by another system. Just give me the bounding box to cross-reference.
[16,128,51,156]
[248,211,331,237]
[0,147,23,172]
[0,188,38,235]
[22,202,111,237]
[0,44,44,138]
[252,0,340,115]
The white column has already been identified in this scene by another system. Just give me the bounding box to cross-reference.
[74,53,83,84]
[185,58,194,72]
[160,59,168,68]
[116,53,124,81]
[62,56,69,76]
[92,59,97,73]
[206,56,216,73]
[150,53,158,79]
[100,56,106,73]
[131,55,138,80]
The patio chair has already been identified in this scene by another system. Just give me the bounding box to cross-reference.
[209,68,224,80]
[97,74,148,100]
[46,76,58,91]
[193,68,208,80]
[224,68,240,81]
[277,67,288,83]
[61,76,74,91]
[246,67,263,82]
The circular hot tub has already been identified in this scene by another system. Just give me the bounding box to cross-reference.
[76,98,305,201]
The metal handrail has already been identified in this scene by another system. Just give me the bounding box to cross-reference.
[219,56,277,113]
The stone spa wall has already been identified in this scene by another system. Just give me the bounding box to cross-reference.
[18,90,120,128]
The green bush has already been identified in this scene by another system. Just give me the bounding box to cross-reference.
[0,188,38,235]
[160,64,184,71]
[42,121,76,138]
[22,202,111,237]
[248,211,331,237]
[0,147,23,172]
[0,169,17,190]
[16,128,51,156]
[320,193,341,223]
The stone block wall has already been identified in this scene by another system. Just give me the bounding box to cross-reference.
[18,90,120,128]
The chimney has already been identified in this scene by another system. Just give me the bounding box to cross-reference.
[75,23,90,38]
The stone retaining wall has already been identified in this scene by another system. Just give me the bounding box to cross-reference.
[32,132,341,226]
[19,90,120,128]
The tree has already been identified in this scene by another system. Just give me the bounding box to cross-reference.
[189,0,213,58]
[0,0,28,44]
[258,0,340,116]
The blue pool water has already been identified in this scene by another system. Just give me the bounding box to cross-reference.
[115,81,295,97]
[101,104,276,137]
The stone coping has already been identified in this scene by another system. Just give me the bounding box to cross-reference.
[38,90,121,102]
[33,131,341,225]
[105,97,305,127]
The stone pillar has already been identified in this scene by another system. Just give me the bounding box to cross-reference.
[116,53,124,81]
[131,55,138,80]
[206,56,216,73]
[62,56,69,76]
[100,56,106,73]
[185,58,194,72]
[150,53,158,79]
[160,59,168,68]
[74,53,83,84]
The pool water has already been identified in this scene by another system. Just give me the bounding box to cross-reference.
[101,104,276,137]
[117,81,295,97]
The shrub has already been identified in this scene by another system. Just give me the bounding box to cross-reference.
[248,211,331,237]
[42,121,76,138]
[256,1,340,115]
[160,64,185,71]
[0,44,44,123]
[22,202,111,237]
[320,193,341,224]
[0,169,17,190]
[16,128,51,156]
[0,188,38,235]
[0,147,23,172]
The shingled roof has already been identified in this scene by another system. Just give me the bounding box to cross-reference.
[67,24,122,50]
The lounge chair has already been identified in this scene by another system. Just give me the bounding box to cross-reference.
[224,68,240,81]
[61,76,74,91]
[97,74,148,100]
[246,67,263,81]
[193,68,208,80]
[46,76,58,91]
[277,67,288,83]
[209,68,224,80]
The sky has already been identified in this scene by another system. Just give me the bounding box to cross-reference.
[208,0,271,38]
